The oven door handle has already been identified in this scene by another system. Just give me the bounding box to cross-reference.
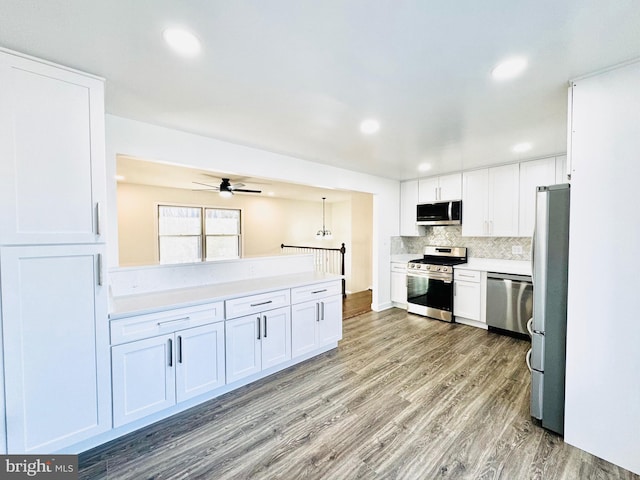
[407,272,453,282]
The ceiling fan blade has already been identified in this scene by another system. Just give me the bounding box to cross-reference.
[232,188,262,193]
[231,183,246,188]
[192,181,219,190]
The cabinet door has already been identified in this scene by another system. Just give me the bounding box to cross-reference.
[454,281,482,321]
[418,177,439,202]
[519,158,556,236]
[462,169,489,236]
[318,295,343,346]
[439,173,462,200]
[391,270,407,304]
[225,315,262,383]
[261,307,292,370]
[112,334,176,428]
[176,323,226,403]
[400,180,421,236]
[291,300,320,358]
[0,52,106,245]
[555,155,568,184]
[488,164,520,236]
[0,244,110,453]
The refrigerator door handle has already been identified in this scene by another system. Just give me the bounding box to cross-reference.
[526,348,533,373]
[526,317,534,337]
[533,188,549,333]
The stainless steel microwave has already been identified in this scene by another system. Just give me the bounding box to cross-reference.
[416,200,462,226]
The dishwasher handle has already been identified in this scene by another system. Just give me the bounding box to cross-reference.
[487,272,532,283]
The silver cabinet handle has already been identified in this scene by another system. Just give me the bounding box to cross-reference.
[489,220,493,235]
[311,289,327,294]
[257,317,261,340]
[157,317,190,327]
[251,300,273,307]
[316,302,320,322]
[435,187,438,200]
[263,315,267,338]
[439,186,442,200]
[178,335,183,364]
[97,253,103,286]
[168,338,173,367]
[454,282,457,296]
[321,302,325,321]
[96,202,102,236]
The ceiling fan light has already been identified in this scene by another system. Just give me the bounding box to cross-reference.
[219,190,232,198]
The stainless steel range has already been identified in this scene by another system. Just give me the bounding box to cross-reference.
[406,246,467,322]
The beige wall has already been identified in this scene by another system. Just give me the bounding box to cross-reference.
[117,183,372,292]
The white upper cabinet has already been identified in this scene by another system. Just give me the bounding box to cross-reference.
[418,173,462,202]
[0,50,106,245]
[462,164,519,237]
[519,157,557,236]
[555,155,568,184]
[400,180,421,236]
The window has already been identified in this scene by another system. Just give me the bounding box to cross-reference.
[158,205,241,264]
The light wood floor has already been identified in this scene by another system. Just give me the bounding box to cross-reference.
[79,309,638,479]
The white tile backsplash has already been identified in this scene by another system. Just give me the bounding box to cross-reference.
[391,226,531,261]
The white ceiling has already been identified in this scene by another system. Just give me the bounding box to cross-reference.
[1,1,640,180]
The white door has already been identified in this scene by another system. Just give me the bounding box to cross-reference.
[488,163,520,236]
[176,322,226,403]
[291,301,320,358]
[462,169,489,236]
[225,315,262,383]
[0,51,106,245]
[454,281,481,321]
[318,295,343,346]
[260,307,292,370]
[112,334,176,428]
[0,245,110,452]
[438,173,463,200]
[519,157,556,236]
[417,177,439,202]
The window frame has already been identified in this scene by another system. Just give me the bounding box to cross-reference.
[157,204,242,264]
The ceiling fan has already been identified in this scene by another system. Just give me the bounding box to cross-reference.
[192,177,262,197]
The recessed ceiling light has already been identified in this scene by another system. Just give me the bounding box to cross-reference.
[162,28,201,57]
[360,119,380,135]
[491,57,527,81]
[512,142,532,153]
[418,163,432,172]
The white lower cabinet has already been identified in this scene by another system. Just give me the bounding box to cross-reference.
[291,293,343,358]
[454,269,485,325]
[0,244,110,453]
[225,306,291,384]
[391,263,407,306]
[111,310,225,428]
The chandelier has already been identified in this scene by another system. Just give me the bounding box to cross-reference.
[316,197,332,239]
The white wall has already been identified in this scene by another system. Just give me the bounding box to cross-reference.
[565,60,640,475]
[106,115,398,310]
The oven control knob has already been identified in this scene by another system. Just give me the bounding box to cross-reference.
[425,265,431,270]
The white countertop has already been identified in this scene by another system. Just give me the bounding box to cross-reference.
[110,272,343,320]
[456,258,531,276]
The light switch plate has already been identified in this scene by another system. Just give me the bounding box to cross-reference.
[512,245,523,254]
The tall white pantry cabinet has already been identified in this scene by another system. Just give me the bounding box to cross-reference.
[0,49,109,453]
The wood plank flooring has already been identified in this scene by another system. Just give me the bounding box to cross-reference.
[342,290,372,319]
[79,309,639,479]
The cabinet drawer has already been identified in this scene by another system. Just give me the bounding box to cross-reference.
[110,302,224,345]
[454,269,481,282]
[291,281,342,305]
[391,263,407,273]
[225,289,290,319]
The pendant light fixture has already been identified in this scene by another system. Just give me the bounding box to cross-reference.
[316,197,332,239]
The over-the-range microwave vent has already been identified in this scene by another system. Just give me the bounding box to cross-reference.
[416,200,462,226]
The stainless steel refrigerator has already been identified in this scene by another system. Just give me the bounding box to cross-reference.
[526,184,570,435]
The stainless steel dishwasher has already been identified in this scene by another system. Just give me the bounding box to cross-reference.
[486,272,533,337]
